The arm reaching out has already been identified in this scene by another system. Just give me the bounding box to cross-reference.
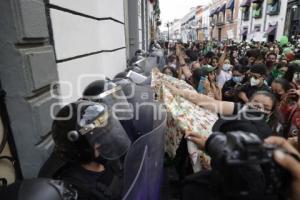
[165,83,235,115]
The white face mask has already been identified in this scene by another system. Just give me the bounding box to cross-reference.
[223,64,231,71]
[293,73,300,83]
[250,77,261,86]
[170,64,176,68]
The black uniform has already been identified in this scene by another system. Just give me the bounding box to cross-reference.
[59,161,123,200]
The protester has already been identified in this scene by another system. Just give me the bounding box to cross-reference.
[265,52,278,73]
[167,55,177,69]
[267,62,289,85]
[162,66,178,78]
[222,64,246,102]
[196,65,222,100]
[238,64,270,103]
[216,58,233,88]
[166,83,276,134]
[284,63,300,89]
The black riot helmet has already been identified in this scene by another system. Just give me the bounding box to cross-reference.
[51,100,131,164]
[0,179,77,200]
[82,80,133,121]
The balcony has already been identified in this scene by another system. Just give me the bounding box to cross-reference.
[216,20,225,26]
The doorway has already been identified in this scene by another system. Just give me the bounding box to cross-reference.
[218,28,222,41]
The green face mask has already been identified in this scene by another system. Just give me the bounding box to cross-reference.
[272,69,285,78]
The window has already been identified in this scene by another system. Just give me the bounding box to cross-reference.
[210,16,215,26]
[218,12,225,24]
[242,7,250,21]
[267,0,280,15]
[252,3,263,18]
[213,14,218,25]
[226,9,234,23]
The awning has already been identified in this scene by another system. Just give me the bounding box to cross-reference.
[240,0,251,7]
[213,7,220,15]
[240,29,248,35]
[218,3,226,13]
[227,0,235,10]
[266,26,276,34]
[252,0,263,3]
[209,9,216,17]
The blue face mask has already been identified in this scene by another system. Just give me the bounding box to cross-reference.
[232,76,243,83]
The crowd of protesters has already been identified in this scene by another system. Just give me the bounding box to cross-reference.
[159,38,300,199]
[161,38,300,140]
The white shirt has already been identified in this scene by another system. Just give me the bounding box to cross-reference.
[216,70,232,88]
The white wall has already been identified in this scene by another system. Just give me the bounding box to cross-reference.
[238,0,288,41]
[49,0,126,104]
[50,0,124,22]
[57,49,126,103]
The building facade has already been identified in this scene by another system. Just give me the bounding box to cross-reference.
[180,7,197,43]
[169,19,182,41]
[237,0,288,42]
[126,0,160,58]
[209,0,240,41]
[196,6,211,41]
[0,0,159,178]
[284,0,300,40]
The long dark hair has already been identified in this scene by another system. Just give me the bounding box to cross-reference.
[272,78,292,93]
[283,63,300,82]
[162,66,178,78]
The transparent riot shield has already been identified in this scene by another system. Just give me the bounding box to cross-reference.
[113,78,157,141]
[122,82,155,135]
[122,146,148,200]
[122,105,167,200]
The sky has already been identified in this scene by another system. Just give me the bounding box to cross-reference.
[159,0,212,30]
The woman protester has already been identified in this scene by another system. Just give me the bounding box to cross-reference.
[222,64,246,102]
[284,63,300,89]
[196,65,222,100]
[166,83,277,137]
[162,66,178,78]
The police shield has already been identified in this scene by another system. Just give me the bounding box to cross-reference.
[115,79,156,135]
[122,104,167,200]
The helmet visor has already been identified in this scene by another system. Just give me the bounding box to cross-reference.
[78,104,131,160]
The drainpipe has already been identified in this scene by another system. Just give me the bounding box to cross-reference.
[263,0,268,32]
[249,5,254,35]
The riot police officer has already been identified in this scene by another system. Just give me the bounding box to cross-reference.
[51,100,131,200]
